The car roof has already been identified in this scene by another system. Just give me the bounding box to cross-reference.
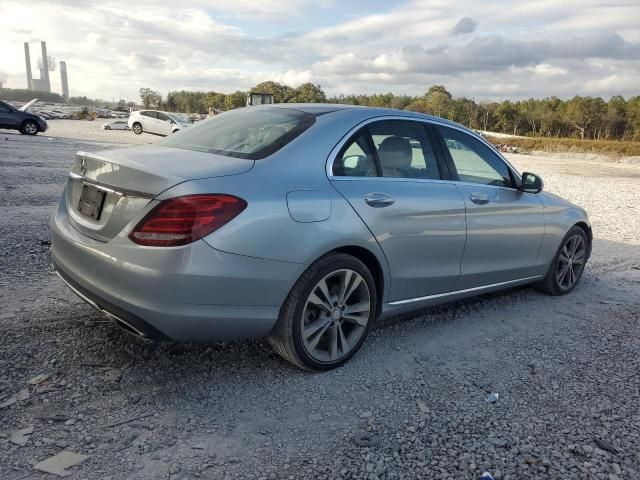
[262,103,469,131]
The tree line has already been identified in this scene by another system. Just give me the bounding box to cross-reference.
[2,83,638,141]
[142,83,640,141]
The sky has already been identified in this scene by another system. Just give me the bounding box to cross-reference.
[0,0,639,102]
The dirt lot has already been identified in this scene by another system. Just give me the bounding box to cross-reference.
[1,121,639,480]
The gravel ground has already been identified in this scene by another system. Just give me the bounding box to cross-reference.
[1,121,639,480]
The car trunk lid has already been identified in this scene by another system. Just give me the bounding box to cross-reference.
[65,145,254,242]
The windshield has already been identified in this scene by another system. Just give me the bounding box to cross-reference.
[166,112,192,124]
[162,107,315,160]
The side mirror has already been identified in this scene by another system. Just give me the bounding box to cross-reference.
[520,172,543,194]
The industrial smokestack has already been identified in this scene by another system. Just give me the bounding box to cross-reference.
[24,42,33,90]
[60,61,69,101]
[40,41,51,92]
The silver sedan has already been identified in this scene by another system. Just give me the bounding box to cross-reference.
[50,104,591,370]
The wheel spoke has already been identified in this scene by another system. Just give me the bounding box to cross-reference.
[557,266,569,287]
[343,313,367,327]
[338,324,349,355]
[342,274,362,305]
[315,279,332,306]
[337,270,353,305]
[343,301,370,315]
[305,320,331,351]
[329,324,339,360]
[308,292,332,313]
[573,251,586,264]
[303,317,330,340]
[569,236,579,256]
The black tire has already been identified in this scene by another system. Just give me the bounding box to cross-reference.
[536,225,589,295]
[268,253,377,371]
[21,120,39,135]
[105,126,111,130]
[132,122,142,134]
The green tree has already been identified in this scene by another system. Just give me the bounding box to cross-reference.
[291,83,326,103]
[495,101,523,135]
[564,96,605,140]
[224,91,247,110]
[251,81,295,103]
[139,88,161,109]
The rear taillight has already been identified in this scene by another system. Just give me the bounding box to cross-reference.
[129,194,247,247]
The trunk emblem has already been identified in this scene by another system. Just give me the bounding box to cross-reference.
[80,158,88,176]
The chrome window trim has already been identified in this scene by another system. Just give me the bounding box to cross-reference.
[389,275,543,306]
[326,114,522,188]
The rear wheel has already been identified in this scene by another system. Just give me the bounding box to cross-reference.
[536,226,588,295]
[21,120,38,135]
[132,122,142,134]
[268,253,377,371]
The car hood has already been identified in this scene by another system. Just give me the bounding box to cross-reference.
[19,98,38,112]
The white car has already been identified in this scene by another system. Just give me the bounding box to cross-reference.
[128,110,191,136]
[102,120,130,130]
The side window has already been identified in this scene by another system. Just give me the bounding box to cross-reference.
[0,102,13,112]
[156,112,169,122]
[439,126,513,187]
[142,111,156,118]
[369,120,441,179]
[332,132,377,177]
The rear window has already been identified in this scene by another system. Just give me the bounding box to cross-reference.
[162,107,315,160]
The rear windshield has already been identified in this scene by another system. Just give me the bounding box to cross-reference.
[162,107,315,160]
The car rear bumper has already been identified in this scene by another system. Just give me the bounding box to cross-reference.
[50,197,303,342]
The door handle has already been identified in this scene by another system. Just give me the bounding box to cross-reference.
[469,192,490,205]
[364,192,395,207]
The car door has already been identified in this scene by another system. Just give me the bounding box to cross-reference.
[435,125,545,290]
[140,111,158,134]
[330,119,467,302]
[155,112,173,136]
[0,101,18,128]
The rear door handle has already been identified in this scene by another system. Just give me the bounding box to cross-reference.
[469,192,490,205]
[364,192,395,207]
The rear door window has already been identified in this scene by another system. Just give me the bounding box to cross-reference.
[369,120,441,179]
[163,107,315,160]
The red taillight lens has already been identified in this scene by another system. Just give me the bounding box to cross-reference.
[129,194,247,247]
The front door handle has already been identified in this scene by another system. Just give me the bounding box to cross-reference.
[469,192,490,205]
[364,192,395,208]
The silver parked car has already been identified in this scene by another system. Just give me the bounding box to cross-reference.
[51,104,591,370]
[102,120,130,130]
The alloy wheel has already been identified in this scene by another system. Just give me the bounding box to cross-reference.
[301,269,371,363]
[24,122,38,134]
[555,234,586,290]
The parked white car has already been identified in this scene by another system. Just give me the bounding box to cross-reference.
[102,120,130,130]
[128,110,191,136]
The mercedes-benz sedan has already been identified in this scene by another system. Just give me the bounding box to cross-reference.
[51,104,591,370]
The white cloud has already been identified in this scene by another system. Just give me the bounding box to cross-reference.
[0,0,638,101]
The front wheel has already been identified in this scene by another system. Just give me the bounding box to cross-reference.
[21,120,39,135]
[536,226,589,295]
[268,253,377,371]
[132,122,142,134]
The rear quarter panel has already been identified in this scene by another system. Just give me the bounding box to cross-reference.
[156,110,392,301]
